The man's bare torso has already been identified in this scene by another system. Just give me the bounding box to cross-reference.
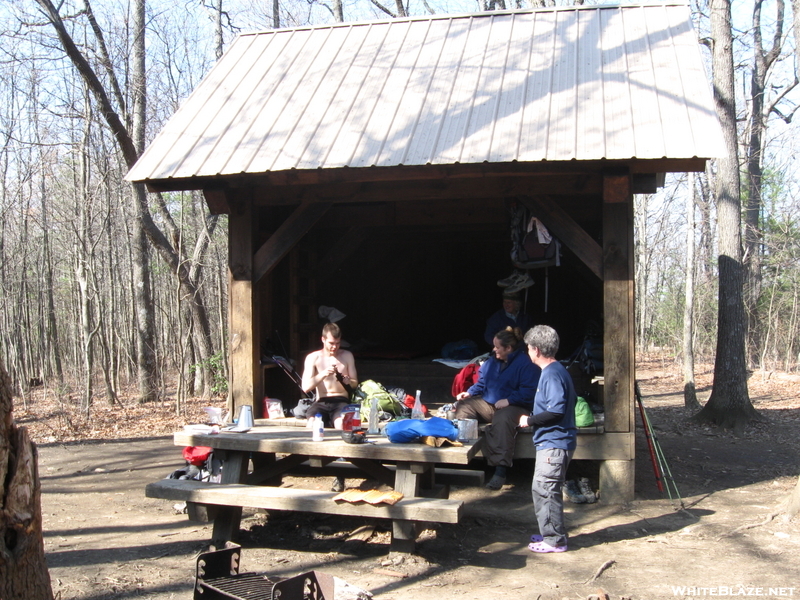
[301,332,358,400]
[307,349,355,398]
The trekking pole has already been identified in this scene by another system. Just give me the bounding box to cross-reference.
[635,382,670,496]
[646,407,683,508]
[635,381,684,509]
[642,401,683,508]
[635,381,664,493]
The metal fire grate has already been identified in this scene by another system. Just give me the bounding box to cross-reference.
[194,543,332,600]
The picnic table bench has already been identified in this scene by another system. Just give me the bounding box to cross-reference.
[147,425,482,552]
[146,479,462,522]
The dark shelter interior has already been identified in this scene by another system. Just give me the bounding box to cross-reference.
[259,195,603,407]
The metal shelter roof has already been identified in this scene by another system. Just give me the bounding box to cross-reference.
[126,3,723,185]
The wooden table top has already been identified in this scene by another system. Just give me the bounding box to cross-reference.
[173,426,481,465]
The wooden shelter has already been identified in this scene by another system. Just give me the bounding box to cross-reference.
[127,3,724,502]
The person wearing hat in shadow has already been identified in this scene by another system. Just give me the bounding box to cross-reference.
[484,290,534,347]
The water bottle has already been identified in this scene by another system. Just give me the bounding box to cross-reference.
[312,413,324,441]
[411,390,424,419]
[368,396,380,434]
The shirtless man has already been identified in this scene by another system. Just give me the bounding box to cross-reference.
[301,322,358,430]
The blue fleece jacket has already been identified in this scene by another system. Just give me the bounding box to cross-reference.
[466,348,540,409]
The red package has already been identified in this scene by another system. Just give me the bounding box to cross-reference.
[182,446,213,466]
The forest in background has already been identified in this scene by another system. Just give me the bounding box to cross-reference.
[1,0,799,416]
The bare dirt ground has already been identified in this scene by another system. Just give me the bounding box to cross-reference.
[19,355,800,600]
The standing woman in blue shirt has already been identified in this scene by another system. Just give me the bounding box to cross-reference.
[518,325,578,553]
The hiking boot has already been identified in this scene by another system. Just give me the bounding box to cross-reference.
[505,272,534,293]
[498,271,523,287]
[331,476,346,493]
[562,479,587,503]
[577,477,597,503]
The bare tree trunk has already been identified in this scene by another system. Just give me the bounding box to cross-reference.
[97,187,118,404]
[132,0,158,403]
[634,194,650,348]
[684,173,700,410]
[214,0,225,57]
[785,288,799,370]
[0,360,54,600]
[332,0,344,22]
[132,185,157,403]
[175,271,187,415]
[744,0,785,369]
[792,0,800,77]
[77,92,95,416]
[696,167,714,286]
[35,104,63,384]
[694,0,760,432]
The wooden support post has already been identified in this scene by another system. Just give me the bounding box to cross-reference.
[599,459,635,505]
[391,462,421,553]
[248,452,293,487]
[349,458,396,486]
[228,196,260,417]
[187,502,218,522]
[411,462,436,490]
[601,173,635,503]
[211,451,249,547]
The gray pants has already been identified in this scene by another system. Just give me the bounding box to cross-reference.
[532,446,574,548]
[455,397,529,467]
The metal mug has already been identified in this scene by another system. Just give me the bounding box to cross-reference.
[456,418,478,441]
[238,405,254,429]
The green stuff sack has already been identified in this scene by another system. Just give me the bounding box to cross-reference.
[354,380,403,422]
[575,396,594,427]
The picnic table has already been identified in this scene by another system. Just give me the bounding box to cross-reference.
[146,425,483,552]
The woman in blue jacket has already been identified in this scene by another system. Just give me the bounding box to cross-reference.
[455,327,541,490]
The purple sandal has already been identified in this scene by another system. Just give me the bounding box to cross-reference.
[528,541,567,553]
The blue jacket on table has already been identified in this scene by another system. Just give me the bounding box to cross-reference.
[466,348,540,410]
[484,310,534,346]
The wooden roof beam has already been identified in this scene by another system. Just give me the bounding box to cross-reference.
[518,195,603,280]
[253,202,332,284]
[203,188,231,214]
[252,175,602,207]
